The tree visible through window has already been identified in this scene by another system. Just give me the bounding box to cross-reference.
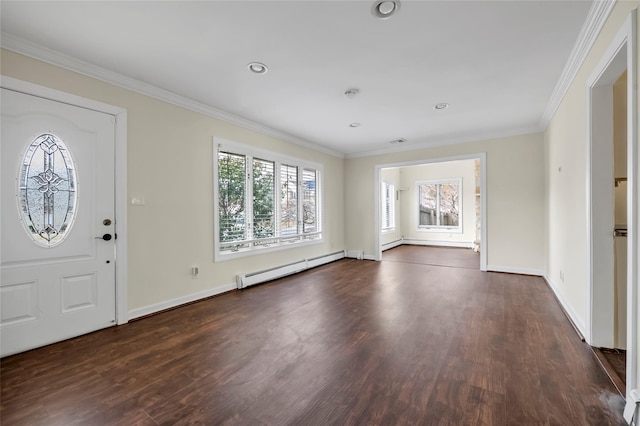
[280,164,298,237]
[252,158,275,239]
[418,179,461,231]
[218,152,246,243]
[216,143,322,257]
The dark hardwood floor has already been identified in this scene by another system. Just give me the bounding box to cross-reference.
[383,245,480,269]
[0,248,626,425]
[602,349,627,389]
[593,347,626,396]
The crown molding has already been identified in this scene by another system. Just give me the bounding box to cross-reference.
[0,32,344,159]
[344,124,542,159]
[539,0,617,129]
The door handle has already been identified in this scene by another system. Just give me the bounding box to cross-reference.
[96,233,112,241]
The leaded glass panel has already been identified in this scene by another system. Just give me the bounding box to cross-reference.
[19,133,77,247]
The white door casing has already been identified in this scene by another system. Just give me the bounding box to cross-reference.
[586,11,638,413]
[374,153,488,271]
[1,85,124,356]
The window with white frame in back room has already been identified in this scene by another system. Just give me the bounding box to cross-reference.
[381,181,395,231]
[215,141,322,259]
[417,179,461,232]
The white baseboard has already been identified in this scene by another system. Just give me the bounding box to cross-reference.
[486,265,545,276]
[129,251,346,319]
[128,282,236,321]
[346,250,364,259]
[402,239,475,249]
[543,274,587,340]
[363,255,376,261]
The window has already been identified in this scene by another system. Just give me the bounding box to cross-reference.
[215,140,322,259]
[417,179,461,232]
[381,181,395,231]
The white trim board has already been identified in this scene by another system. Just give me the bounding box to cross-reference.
[544,275,588,340]
[345,250,365,260]
[1,0,615,162]
[374,153,487,272]
[345,125,541,159]
[128,283,236,321]
[236,251,344,289]
[1,75,129,326]
[402,239,475,249]
[131,250,346,319]
[486,265,545,277]
[381,239,403,251]
[585,10,638,409]
[539,0,617,129]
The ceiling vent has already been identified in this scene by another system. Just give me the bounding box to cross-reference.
[344,88,360,99]
[389,138,407,144]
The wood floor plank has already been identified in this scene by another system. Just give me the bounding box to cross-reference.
[0,247,627,425]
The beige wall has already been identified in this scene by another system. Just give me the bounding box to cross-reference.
[345,132,546,272]
[544,0,637,333]
[1,49,345,313]
[544,0,640,394]
[399,159,476,245]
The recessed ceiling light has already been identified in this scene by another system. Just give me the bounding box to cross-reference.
[247,62,268,74]
[434,103,449,110]
[350,123,361,128]
[372,1,401,19]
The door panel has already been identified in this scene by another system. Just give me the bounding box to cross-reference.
[1,88,116,356]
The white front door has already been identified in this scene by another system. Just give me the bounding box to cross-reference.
[1,88,116,357]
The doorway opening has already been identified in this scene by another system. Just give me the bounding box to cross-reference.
[374,153,487,272]
[587,12,637,402]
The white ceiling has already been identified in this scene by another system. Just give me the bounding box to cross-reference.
[1,1,594,157]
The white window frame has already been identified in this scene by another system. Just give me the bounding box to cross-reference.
[213,138,323,261]
[416,178,462,233]
[381,181,395,232]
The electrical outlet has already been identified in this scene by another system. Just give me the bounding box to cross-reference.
[191,266,199,279]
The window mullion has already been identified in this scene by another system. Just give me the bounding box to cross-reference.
[275,162,282,240]
[436,184,441,227]
[246,155,254,245]
[215,139,323,259]
[297,166,303,237]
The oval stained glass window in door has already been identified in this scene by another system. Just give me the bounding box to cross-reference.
[18,133,78,247]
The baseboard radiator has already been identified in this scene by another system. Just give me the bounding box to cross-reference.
[381,239,403,251]
[236,250,345,289]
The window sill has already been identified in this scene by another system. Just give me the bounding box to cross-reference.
[417,227,463,234]
[215,236,323,262]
